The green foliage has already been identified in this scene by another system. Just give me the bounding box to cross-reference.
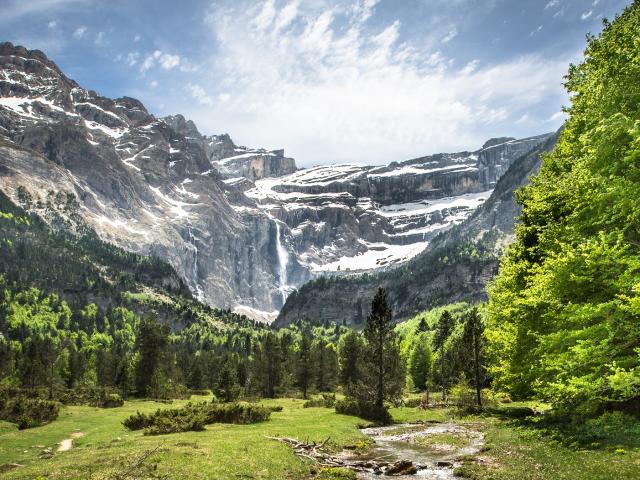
[487,1,640,414]
[334,398,392,424]
[408,333,432,391]
[122,401,272,435]
[354,287,405,422]
[303,393,336,408]
[0,394,59,429]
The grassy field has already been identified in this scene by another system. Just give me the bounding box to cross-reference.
[1,396,639,479]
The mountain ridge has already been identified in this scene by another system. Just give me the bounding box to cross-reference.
[0,40,552,319]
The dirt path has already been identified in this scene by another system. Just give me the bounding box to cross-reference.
[57,432,84,452]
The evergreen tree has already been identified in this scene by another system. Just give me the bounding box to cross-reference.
[296,334,313,398]
[338,330,362,395]
[255,332,281,398]
[134,317,169,397]
[461,307,485,406]
[434,310,456,400]
[215,356,239,402]
[359,287,405,421]
[408,333,432,391]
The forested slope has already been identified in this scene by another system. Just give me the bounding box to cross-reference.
[276,133,559,327]
[487,1,640,415]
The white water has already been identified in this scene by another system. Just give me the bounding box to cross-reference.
[187,227,204,301]
[275,221,289,306]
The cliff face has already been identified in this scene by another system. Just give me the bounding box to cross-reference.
[0,41,553,320]
[275,132,560,326]
[0,42,302,316]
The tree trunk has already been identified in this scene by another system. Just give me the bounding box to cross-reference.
[474,333,482,407]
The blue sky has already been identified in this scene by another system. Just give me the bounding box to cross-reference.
[1,0,631,166]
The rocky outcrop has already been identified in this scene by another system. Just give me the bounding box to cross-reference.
[0,41,306,315]
[0,41,554,320]
[275,132,560,326]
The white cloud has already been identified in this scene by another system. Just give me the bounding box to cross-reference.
[139,50,181,72]
[47,20,57,29]
[441,26,458,43]
[516,113,529,124]
[73,25,87,39]
[95,31,106,46]
[547,111,566,122]
[125,52,139,66]
[133,34,141,42]
[581,10,593,20]
[187,83,214,106]
[544,0,558,10]
[150,80,158,88]
[159,53,180,70]
[190,0,568,166]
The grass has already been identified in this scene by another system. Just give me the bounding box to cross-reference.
[413,432,470,448]
[1,397,639,479]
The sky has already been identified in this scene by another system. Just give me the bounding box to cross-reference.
[0,0,631,166]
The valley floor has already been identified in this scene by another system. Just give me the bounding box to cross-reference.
[0,397,638,480]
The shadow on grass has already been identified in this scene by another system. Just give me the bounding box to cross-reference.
[491,408,640,450]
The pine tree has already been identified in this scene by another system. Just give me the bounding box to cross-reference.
[215,356,239,402]
[296,334,313,398]
[359,287,405,421]
[434,310,456,400]
[408,334,432,391]
[338,330,362,395]
[462,307,485,406]
[134,317,169,397]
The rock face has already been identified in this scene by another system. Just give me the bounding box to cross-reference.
[0,41,554,319]
[275,132,560,326]
[0,41,303,315]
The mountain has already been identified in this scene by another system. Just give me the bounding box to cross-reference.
[275,131,560,326]
[0,41,551,319]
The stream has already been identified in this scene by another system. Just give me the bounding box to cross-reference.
[341,422,485,478]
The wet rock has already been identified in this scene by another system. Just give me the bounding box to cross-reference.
[435,460,453,467]
[384,460,418,476]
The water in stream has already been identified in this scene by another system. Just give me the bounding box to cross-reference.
[342,422,484,479]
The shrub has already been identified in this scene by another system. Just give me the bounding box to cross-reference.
[403,398,421,408]
[335,399,391,424]
[123,402,271,435]
[100,393,124,408]
[122,410,153,430]
[0,397,60,429]
[304,393,336,408]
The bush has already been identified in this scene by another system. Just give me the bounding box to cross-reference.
[335,399,391,424]
[100,393,124,408]
[403,398,421,408]
[0,397,60,429]
[123,401,272,435]
[122,410,152,430]
[304,393,336,408]
[188,389,211,397]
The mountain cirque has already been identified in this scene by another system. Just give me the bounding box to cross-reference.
[0,42,552,319]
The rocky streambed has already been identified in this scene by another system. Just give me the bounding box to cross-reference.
[342,421,485,478]
[269,421,484,478]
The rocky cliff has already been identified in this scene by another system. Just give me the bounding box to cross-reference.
[0,41,553,319]
[275,132,560,326]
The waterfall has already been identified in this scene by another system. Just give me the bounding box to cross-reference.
[275,221,289,306]
[188,227,204,301]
